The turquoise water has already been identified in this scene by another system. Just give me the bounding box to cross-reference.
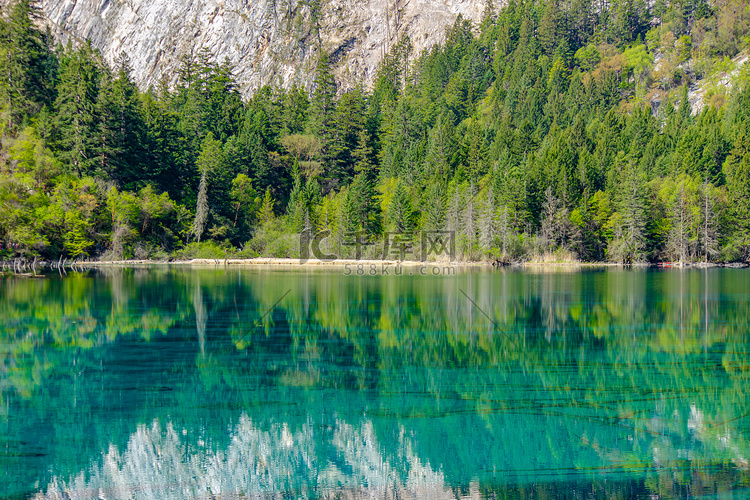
[1,266,750,499]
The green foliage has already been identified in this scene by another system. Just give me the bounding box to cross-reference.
[230,173,260,229]
[386,179,414,233]
[574,44,602,71]
[0,0,55,127]
[191,167,209,243]
[173,240,236,260]
[0,0,748,262]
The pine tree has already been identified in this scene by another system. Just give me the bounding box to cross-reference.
[240,108,274,190]
[174,50,207,152]
[54,42,101,176]
[0,0,54,126]
[281,84,309,135]
[611,160,648,263]
[388,180,413,233]
[94,67,119,178]
[348,172,380,236]
[205,57,243,141]
[308,52,338,181]
[498,205,512,257]
[446,182,463,234]
[463,181,478,258]
[538,0,559,56]
[479,183,496,254]
[109,53,144,186]
[197,132,230,212]
[287,169,305,232]
[540,186,563,252]
[258,188,276,228]
[352,126,376,179]
[139,86,183,197]
[422,182,446,231]
[723,133,750,257]
[424,114,454,183]
[191,167,209,243]
[700,178,719,262]
[666,179,693,263]
[465,119,489,179]
[331,86,365,186]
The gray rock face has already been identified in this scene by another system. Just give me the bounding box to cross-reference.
[17,0,487,97]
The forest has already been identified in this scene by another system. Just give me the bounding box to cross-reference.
[1,0,750,263]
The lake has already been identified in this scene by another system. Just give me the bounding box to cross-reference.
[1,266,749,499]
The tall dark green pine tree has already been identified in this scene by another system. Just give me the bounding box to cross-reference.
[109,53,145,187]
[53,42,101,176]
[139,86,184,198]
[94,67,120,179]
[348,172,381,236]
[0,0,54,127]
[174,50,207,154]
[308,52,338,185]
[538,0,559,56]
[612,158,649,263]
[331,86,366,187]
[723,133,750,256]
[389,180,414,233]
[281,84,309,134]
[205,57,243,141]
[352,125,378,181]
[239,107,275,191]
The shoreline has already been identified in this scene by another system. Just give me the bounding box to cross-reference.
[84,258,488,268]
[1,258,744,275]
[63,258,741,269]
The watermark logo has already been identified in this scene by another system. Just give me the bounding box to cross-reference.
[299,228,336,263]
[299,229,456,274]
[421,230,455,262]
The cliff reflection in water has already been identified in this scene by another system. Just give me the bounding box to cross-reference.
[36,416,449,500]
[32,404,750,500]
[1,267,750,498]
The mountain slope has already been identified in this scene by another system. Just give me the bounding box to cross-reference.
[19,0,485,96]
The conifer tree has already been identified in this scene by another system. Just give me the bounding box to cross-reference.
[0,0,53,126]
[422,182,446,231]
[497,205,512,257]
[540,186,562,252]
[331,86,365,185]
[479,184,496,254]
[611,159,648,263]
[463,181,478,258]
[258,188,276,228]
[54,42,101,176]
[446,183,463,234]
[666,179,693,263]
[94,67,118,178]
[723,133,750,256]
[538,0,559,56]
[352,127,376,179]
[700,177,719,262]
[109,53,144,185]
[388,180,413,233]
[426,116,454,181]
[308,52,337,180]
[191,167,209,243]
[348,172,380,235]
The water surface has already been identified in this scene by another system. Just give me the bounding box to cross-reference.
[1,266,749,499]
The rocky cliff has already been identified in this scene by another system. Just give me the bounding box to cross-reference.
[16,0,487,97]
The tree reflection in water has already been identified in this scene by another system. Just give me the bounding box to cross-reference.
[0,267,749,498]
